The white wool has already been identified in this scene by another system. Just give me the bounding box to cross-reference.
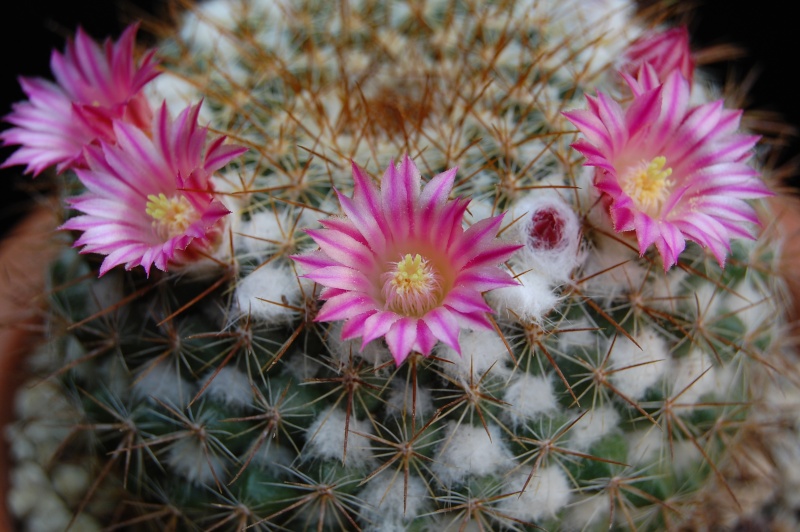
[209,175,250,238]
[144,73,209,121]
[627,428,664,466]
[201,366,253,409]
[506,193,582,283]
[166,438,227,485]
[648,267,688,314]
[428,516,485,532]
[305,408,374,468]
[13,379,75,424]
[771,430,800,508]
[685,282,723,321]
[14,489,71,532]
[249,0,288,19]
[670,440,702,474]
[384,380,435,420]
[84,271,125,315]
[556,317,597,352]
[724,280,771,334]
[234,264,301,324]
[533,0,634,36]
[251,442,295,474]
[236,209,296,256]
[8,382,79,465]
[435,328,511,380]
[8,462,49,516]
[179,1,249,83]
[580,179,648,298]
[562,494,610,530]
[764,377,800,416]
[488,269,560,323]
[497,466,572,521]
[666,349,717,405]
[358,471,428,530]
[9,461,98,531]
[432,422,514,485]
[582,231,648,300]
[179,0,238,52]
[325,321,394,367]
[51,464,90,505]
[298,198,341,228]
[132,362,193,408]
[567,406,620,452]
[608,329,667,400]
[534,0,637,76]
[463,199,496,226]
[502,374,559,426]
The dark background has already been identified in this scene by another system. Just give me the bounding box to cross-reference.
[1,0,798,237]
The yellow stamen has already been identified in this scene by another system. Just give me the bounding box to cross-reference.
[622,156,673,217]
[382,253,443,316]
[145,193,197,239]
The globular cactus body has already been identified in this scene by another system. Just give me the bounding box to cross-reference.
[5,1,799,531]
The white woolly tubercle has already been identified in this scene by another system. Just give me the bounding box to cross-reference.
[234,264,302,324]
[498,466,572,522]
[132,362,193,408]
[502,373,559,426]
[432,422,514,486]
[325,321,393,367]
[489,192,582,322]
[724,279,772,335]
[608,328,667,400]
[179,0,238,52]
[666,349,717,405]
[567,405,620,452]
[144,73,210,121]
[488,269,560,323]
[627,428,664,466]
[305,408,374,468]
[563,494,610,530]
[508,193,583,283]
[201,366,253,409]
[358,471,428,530]
[166,438,227,486]
[435,328,511,379]
[384,380,435,420]
[236,209,296,257]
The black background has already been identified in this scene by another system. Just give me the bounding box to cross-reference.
[1,0,798,237]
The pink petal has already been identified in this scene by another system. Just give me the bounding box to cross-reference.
[362,311,402,348]
[316,291,376,322]
[385,317,420,365]
[303,265,374,293]
[422,307,461,354]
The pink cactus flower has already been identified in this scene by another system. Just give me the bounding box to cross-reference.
[563,69,771,269]
[293,156,520,365]
[621,26,695,84]
[1,24,159,176]
[61,102,247,276]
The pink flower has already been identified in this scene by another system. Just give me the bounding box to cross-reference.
[1,24,159,176]
[621,26,695,84]
[292,156,520,365]
[563,70,771,269]
[61,102,247,276]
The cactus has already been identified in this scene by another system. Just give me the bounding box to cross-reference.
[5,0,800,530]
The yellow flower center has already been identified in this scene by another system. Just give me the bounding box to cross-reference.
[622,156,673,217]
[145,193,197,239]
[382,253,443,317]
